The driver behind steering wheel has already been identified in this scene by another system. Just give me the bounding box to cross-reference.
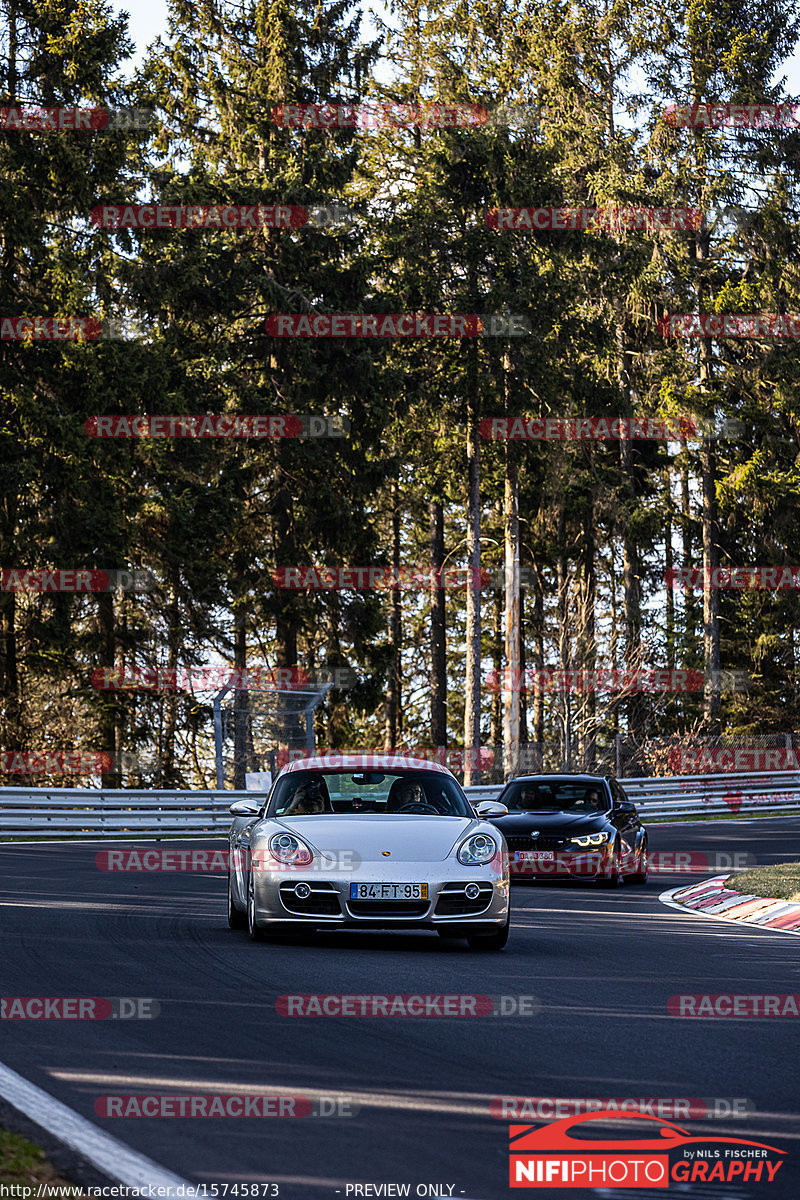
[385,777,428,812]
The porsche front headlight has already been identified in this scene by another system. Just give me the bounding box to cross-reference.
[268,832,314,865]
[457,833,498,865]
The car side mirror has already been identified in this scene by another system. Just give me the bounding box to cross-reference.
[229,800,260,817]
[615,799,636,813]
[474,801,508,817]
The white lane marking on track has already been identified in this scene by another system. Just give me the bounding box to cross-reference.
[658,886,800,936]
[0,1059,191,1192]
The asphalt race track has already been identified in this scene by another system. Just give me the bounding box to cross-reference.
[1,817,798,1199]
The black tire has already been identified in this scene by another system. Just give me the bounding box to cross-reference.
[467,913,510,952]
[227,868,247,929]
[598,842,623,888]
[628,839,648,885]
[247,869,265,941]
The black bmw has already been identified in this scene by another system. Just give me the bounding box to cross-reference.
[484,773,648,885]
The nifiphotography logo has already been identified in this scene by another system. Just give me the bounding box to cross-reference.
[507,1111,785,1188]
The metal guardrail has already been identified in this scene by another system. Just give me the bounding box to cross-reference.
[1,770,799,837]
[0,789,249,837]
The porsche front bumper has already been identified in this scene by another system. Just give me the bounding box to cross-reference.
[251,861,509,930]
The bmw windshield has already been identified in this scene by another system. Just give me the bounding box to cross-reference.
[502,781,609,813]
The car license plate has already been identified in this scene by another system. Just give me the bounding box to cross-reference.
[350,882,428,900]
[515,851,554,863]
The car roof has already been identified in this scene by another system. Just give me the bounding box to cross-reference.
[278,753,452,777]
[502,773,609,784]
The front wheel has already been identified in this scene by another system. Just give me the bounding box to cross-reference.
[598,843,622,888]
[228,868,247,929]
[247,869,265,940]
[467,913,510,952]
[628,839,648,885]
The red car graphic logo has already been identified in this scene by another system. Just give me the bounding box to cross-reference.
[509,1111,785,1189]
[510,1110,783,1153]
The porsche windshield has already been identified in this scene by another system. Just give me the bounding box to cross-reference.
[503,781,608,813]
[268,770,474,818]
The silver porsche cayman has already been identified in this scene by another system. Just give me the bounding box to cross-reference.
[226,753,510,950]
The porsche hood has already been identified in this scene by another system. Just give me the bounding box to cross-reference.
[260,814,480,862]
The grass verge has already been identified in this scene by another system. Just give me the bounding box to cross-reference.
[0,1124,88,1195]
[725,861,800,902]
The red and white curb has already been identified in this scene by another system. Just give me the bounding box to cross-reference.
[660,874,800,935]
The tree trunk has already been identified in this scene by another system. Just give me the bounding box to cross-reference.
[385,480,401,748]
[664,465,675,671]
[274,485,301,748]
[701,438,721,729]
[233,603,250,789]
[621,438,643,737]
[463,355,482,784]
[556,501,569,765]
[98,590,120,789]
[503,448,520,779]
[532,562,544,771]
[0,7,20,748]
[680,454,698,659]
[519,583,528,747]
[691,87,721,731]
[161,571,181,786]
[581,478,596,771]
[490,585,502,749]
[609,530,620,755]
[429,499,447,749]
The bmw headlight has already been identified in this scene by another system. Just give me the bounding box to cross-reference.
[570,832,611,847]
[457,833,498,865]
[268,833,314,865]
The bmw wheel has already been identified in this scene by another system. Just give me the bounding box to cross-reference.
[629,838,648,885]
[598,842,623,888]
